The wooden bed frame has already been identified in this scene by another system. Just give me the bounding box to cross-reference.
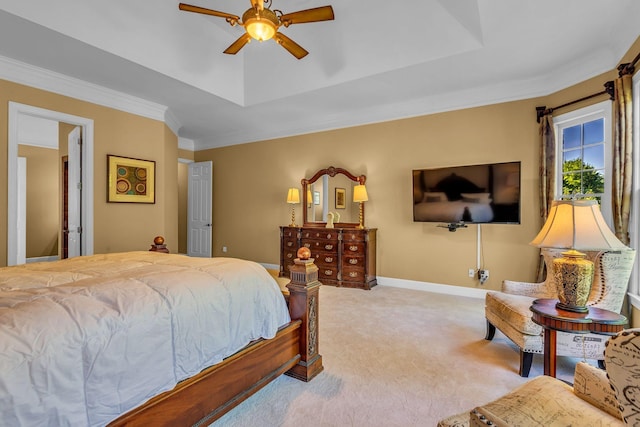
[108,258,323,426]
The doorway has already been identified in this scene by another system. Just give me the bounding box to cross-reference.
[7,102,94,265]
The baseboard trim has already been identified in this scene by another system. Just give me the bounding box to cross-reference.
[261,262,487,299]
[26,256,59,263]
[377,276,487,299]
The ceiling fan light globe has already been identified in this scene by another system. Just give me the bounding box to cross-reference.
[243,8,278,41]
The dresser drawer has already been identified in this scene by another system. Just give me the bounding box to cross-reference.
[343,241,365,255]
[314,253,338,267]
[282,237,298,251]
[283,248,297,264]
[281,228,298,239]
[342,266,365,282]
[300,230,339,242]
[303,239,338,253]
[342,230,366,242]
[343,254,364,268]
[317,266,339,281]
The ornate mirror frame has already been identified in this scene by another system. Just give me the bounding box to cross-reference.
[302,166,366,227]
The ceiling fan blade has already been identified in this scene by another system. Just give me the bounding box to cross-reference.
[223,33,252,55]
[279,6,334,26]
[178,3,240,21]
[274,32,308,59]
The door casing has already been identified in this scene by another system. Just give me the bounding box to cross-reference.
[8,102,94,265]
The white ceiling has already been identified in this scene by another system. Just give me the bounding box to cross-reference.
[0,0,639,150]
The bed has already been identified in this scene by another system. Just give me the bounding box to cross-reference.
[0,251,321,426]
[413,173,495,223]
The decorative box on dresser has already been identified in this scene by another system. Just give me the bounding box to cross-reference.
[280,226,377,290]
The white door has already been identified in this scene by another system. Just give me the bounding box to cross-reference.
[17,157,26,265]
[188,161,212,257]
[66,127,82,258]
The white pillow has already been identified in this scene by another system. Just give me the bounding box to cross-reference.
[422,192,447,202]
[460,193,492,204]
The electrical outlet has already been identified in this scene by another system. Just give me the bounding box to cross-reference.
[468,268,475,278]
[222,246,228,253]
[478,269,489,284]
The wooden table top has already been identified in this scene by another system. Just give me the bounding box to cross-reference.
[530,298,627,334]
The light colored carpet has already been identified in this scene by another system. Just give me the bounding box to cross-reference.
[213,285,583,426]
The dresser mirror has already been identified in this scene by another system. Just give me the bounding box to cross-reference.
[302,166,366,227]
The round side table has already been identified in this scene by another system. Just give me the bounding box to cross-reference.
[530,298,627,377]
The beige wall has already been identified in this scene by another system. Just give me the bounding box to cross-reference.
[18,144,59,258]
[194,40,638,292]
[0,79,179,265]
[196,100,541,290]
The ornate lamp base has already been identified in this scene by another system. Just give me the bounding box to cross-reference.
[552,249,595,313]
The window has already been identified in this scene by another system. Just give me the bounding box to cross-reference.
[553,100,612,225]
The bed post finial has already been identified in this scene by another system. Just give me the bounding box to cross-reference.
[286,257,323,382]
[149,236,169,253]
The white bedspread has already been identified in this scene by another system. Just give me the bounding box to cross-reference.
[0,252,291,426]
[413,200,494,223]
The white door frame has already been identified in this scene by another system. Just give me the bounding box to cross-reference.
[8,102,94,265]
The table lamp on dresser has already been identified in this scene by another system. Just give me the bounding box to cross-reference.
[286,188,300,227]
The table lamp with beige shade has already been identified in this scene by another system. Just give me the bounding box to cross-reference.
[353,184,368,229]
[286,188,300,227]
[530,199,628,313]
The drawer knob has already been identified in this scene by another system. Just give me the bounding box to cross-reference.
[349,245,359,251]
[349,259,358,265]
[349,272,359,278]
[325,257,333,262]
[304,243,311,248]
[324,270,333,276]
[287,242,293,247]
[286,253,292,259]
[325,244,334,250]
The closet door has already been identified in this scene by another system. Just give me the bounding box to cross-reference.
[187,161,213,257]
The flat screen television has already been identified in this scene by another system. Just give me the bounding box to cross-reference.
[412,161,521,224]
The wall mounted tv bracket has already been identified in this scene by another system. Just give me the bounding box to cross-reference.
[437,222,468,232]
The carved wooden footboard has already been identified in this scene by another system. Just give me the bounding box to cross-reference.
[108,258,322,427]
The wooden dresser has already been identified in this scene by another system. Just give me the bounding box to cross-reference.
[280,226,377,290]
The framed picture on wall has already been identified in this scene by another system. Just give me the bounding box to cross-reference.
[107,155,156,203]
[335,188,346,209]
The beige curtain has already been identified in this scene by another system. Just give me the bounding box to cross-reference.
[536,114,556,282]
[612,74,633,246]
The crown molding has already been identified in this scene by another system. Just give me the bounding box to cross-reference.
[178,137,195,151]
[0,54,175,126]
[164,108,182,136]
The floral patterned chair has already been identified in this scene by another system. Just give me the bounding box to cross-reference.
[484,248,635,376]
[438,328,640,427]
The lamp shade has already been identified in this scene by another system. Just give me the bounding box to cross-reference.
[286,188,300,204]
[353,184,369,203]
[530,200,626,250]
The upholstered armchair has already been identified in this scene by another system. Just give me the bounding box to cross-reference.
[484,247,635,376]
[438,328,640,427]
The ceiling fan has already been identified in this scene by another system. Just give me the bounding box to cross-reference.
[178,0,334,59]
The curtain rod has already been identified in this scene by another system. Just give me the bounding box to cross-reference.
[618,55,638,76]
[535,49,639,123]
[536,81,614,123]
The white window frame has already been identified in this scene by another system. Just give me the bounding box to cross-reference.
[553,100,613,226]
[629,72,640,303]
